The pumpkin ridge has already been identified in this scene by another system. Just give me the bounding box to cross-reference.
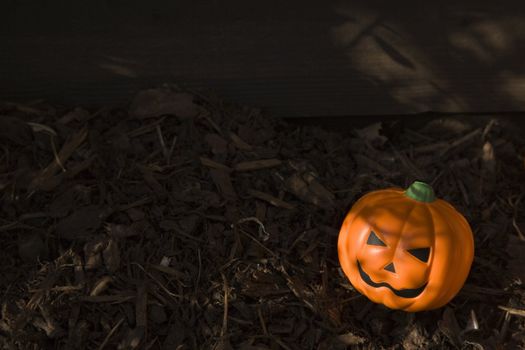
[423,203,436,263]
[428,201,473,308]
[393,200,419,310]
[420,203,437,307]
[426,204,456,306]
[338,193,376,278]
[395,200,418,255]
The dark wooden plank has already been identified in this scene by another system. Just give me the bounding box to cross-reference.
[2,0,525,116]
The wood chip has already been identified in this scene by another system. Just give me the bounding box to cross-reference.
[199,157,232,171]
[210,169,237,199]
[285,173,335,208]
[79,294,135,303]
[498,306,525,317]
[438,308,462,348]
[353,154,390,174]
[205,133,228,154]
[229,132,253,151]
[56,205,113,241]
[149,264,186,279]
[28,127,88,191]
[3,87,525,349]
[90,276,113,296]
[438,128,482,157]
[234,159,282,172]
[136,284,147,328]
[247,189,295,210]
[129,88,200,119]
[102,239,120,273]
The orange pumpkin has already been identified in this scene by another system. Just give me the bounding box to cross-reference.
[338,181,474,312]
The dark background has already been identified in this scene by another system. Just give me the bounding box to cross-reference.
[3,0,525,118]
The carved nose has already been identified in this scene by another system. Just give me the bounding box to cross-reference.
[384,262,396,273]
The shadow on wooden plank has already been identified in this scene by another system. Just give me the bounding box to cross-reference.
[2,0,525,117]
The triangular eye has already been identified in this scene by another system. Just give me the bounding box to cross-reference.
[408,248,430,262]
[367,230,386,246]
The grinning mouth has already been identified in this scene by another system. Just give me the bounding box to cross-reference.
[357,261,426,298]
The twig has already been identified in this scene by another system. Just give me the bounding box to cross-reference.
[234,159,282,172]
[499,309,512,344]
[195,248,202,294]
[499,305,525,317]
[512,193,525,241]
[0,221,19,232]
[220,272,229,338]
[167,135,177,165]
[237,216,269,241]
[461,309,479,335]
[258,306,268,336]
[247,189,295,211]
[50,135,66,172]
[482,119,497,140]
[172,226,205,243]
[390,145,425,180]
[131,263,183,302]
[89,276,113,296]
[116,196,154,212]
[228,131,252,151]
[199,157,233,172]
[79,295,135,303]
[438,128,481,157]
[155,124,177,165]
[272,337,293,350]
[4,101,42,115]
[156,124,168,161]
[97,317,125,350]
[202,113,224,137]
[26,122,57,136]
[127,117,166,137]
[28,127,88,193]
[145,337,159,350]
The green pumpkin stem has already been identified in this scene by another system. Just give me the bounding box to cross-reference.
[405,181,436,203]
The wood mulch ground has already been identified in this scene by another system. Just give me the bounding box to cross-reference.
[1,86,525,349]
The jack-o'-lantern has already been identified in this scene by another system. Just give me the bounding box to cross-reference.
[338,181,474,312]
